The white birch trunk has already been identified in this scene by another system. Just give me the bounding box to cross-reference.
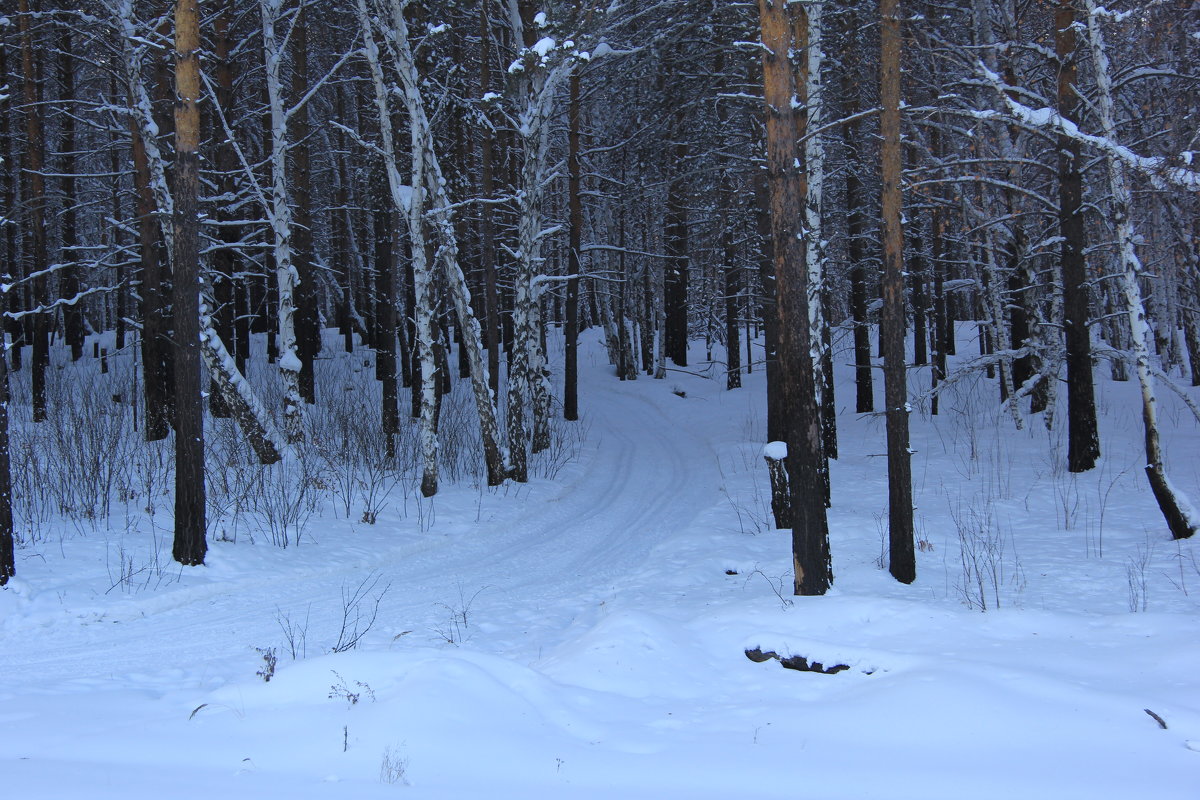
[803,1,825,397]
[1084,0,1197,538]
[505,6,574,476]
[355,0,440,495]
[261,0,304,443]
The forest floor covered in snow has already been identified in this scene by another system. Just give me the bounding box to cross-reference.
[1,327,1198,798]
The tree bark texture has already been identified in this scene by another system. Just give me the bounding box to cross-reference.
[171,0,207,566]
[881,0,915,583]
[1056,0,1100,473]
[759,0,832,595]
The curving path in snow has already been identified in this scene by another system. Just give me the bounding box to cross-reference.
[0,357,725,696]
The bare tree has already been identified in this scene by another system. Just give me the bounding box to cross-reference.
[1081,0,1196,539]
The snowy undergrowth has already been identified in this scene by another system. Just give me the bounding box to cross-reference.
[1,325,1198,798]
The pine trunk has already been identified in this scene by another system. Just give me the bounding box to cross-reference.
[19,0,49,423]
[172,0,207,566]
[1056,0,1100,472]
[759,0,831,594]
[881,0,915,583]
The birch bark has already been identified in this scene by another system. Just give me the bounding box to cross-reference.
[1083,0,1197,538]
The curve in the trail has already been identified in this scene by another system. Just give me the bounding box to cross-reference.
[1,369,724,694]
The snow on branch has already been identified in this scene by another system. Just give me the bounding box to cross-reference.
[975,63,1200,192]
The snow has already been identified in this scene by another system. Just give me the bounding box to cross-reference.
[2,326,1199,798]
[763,441,788,460]
[532,36,557,59]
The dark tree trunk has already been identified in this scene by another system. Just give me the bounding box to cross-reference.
[723,210,742,390]
[210,0,238,418]
[842,68,874,414]
[0,336,14,585]
[19,0,49,423]
[171,0,207,566]
[292,6,319,406]
[910,232,927,366]
[1056,0,1100,472]
[58,29,84,362]
[931,205,948,416]
[108,103,127,353]
[479,3,500,400]
[564,70,582,420]
[759,0,831,595]
[0,44,21,372]
[374,188,399,449]
[880,0,915,585]
[1008,257,1033,395]
[131,116,172,441]
[664,140,689,367]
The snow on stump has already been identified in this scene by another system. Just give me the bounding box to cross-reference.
[762,441,791,529]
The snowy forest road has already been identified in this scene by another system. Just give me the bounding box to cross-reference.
[0,365,724,697]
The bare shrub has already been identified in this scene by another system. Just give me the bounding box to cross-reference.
[949,498,1025,611]
[44,370,134,526]
[379,745,409,785]
[331,571,389,652]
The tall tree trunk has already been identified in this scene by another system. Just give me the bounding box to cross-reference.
[19,0,49,423]
[1084,0,1196,539]
[210,0,238,417]
[0,44,22,373]
[1056,0,1100,472]
[664,137,689,367]
[931,206,947,416]
[754,171,788,528]
[291,4,319,406]
[723,206,742,390]
[841,36,874,414]
[881,0,915,583]
[0,328,13,585]
[759,0,831,595]
[130,116,172,441]
[564,70,582,420]
[798,0,835,466]
[479,3,501,400]
[172,0,207,566]
[262,0,304,442]
[374,185,400,455]
[57,29,84,362]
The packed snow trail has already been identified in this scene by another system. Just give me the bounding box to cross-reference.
[0,355,725,695]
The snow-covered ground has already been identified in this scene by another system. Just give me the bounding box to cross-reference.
[2,327,1198,798]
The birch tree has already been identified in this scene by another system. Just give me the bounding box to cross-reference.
[1081,0,1197,540]
[504,1,571,481]
[261,0,306,442]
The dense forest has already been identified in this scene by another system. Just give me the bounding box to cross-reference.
[1,0,1197,591]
